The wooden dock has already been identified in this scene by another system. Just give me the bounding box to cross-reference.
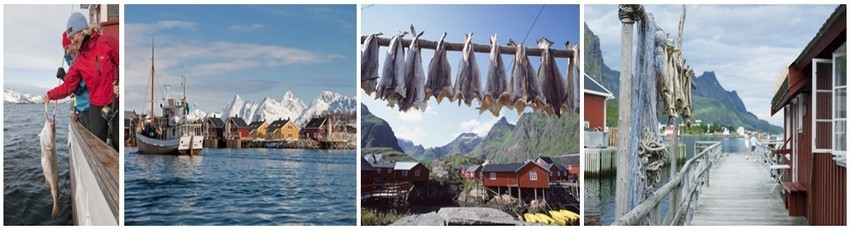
[690,153,806,225]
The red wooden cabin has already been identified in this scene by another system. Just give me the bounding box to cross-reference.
[770,5,845,225]
[584,74,615,131]
[480,162,550,200]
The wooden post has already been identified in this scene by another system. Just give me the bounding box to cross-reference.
[615,4,640,220]
[666,119,680,224]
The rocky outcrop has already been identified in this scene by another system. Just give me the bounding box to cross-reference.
[390,207,525,226]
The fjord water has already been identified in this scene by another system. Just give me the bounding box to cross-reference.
[4,103,73,225]
[124,148,356,225]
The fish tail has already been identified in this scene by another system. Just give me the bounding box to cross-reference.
[51,199,60,219]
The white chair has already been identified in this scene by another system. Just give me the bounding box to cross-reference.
[768,164,790,194]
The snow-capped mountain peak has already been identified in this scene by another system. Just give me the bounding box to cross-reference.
[4,89,59,104]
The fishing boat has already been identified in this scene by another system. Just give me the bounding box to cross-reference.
[135,38,203,155]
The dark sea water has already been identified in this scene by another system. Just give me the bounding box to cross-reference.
[585,136,747,225]
[4,103,73,225]
[124,147,357,226]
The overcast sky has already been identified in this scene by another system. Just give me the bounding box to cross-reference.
[585,4,839,127]
[362,4,580,148]
[4,5,84,95]
[124,5,355,113]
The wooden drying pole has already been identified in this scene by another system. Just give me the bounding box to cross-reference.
[615,4,643,221]
[360,35,575,58]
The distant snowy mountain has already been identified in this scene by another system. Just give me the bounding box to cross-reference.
[186,108,207,122]
[253,91,307,122]
[2,89,68,104]
[217,90,351,125]
[295,91,356,126]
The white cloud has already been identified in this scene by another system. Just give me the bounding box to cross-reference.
[4,5,82,72]
[397,110,424,122]
[457,117,501,137]
[229,23,264,32]
[124,21,346,91]
[394,126,429,144]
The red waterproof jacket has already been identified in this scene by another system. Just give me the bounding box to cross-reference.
[48,30,118,107]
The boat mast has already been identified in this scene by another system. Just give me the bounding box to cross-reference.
[182,61,187,116]
[150,37,156,118]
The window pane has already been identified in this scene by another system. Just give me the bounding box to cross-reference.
[835,120,846,151]
[836,55,846,87]
[836,88,847,119]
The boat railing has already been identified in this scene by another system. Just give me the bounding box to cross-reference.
[613,141,722,226]
[68,117,119,225]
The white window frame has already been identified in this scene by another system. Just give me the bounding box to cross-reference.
[402,170,408,177]
[490,172,496,180]
[812,58,833,153]
[530,171,538,181]
[414,168,421,177]
[832,44,847,161]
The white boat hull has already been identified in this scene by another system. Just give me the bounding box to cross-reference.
[136,134,203,155]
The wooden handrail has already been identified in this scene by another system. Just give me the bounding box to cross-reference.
[613,141,722,226]
[360,35,575,58]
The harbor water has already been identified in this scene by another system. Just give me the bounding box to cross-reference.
[4,103,73,225]
[585,135,747,225]
[124,148,356,225]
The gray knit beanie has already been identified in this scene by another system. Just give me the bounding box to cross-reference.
[66,12,88,38]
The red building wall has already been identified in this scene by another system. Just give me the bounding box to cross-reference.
[393,164,429,182]
[305,128,326,141]
[584,93,607,130]
[362,171,376,186]
[482,172,519,187]
[517,164,549,189]
[809,154,846,225]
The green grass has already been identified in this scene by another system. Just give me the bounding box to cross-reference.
[361,208,411,226]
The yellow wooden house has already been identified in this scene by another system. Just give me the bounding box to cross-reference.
[266,119,299,141]
[248,120,269,139]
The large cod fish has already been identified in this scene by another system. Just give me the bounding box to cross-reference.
[39,110,59,219]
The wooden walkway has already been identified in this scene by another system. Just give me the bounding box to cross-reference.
[690,153,807,225]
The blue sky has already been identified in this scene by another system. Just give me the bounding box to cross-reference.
[585,4,839,127]
[362,4,580,148]
[4,5,85,95]
[124,5,355,114]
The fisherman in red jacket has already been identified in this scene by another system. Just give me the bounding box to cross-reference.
[45,12,119,149]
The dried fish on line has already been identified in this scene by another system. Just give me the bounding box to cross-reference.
[565,43,581,114]
[480,34,510,117]
[536,38,567,117]
[508,39,544,117]
[453,33,482,107]
[361,33,383,96]
[398,26,427,112]
[425,32,453,104]
[376,32,408,108]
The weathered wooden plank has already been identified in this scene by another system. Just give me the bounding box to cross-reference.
[359,35,575,58]
[690,153,807,226]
